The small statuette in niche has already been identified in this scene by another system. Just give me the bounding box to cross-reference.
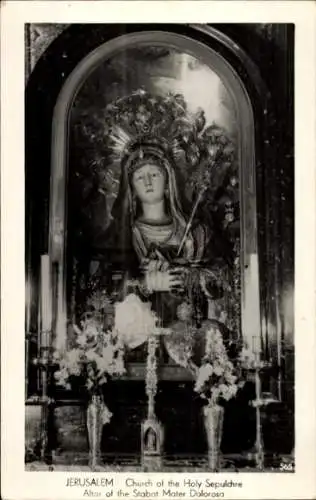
[141,418,164,457]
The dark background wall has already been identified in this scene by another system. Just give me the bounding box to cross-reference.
[25,23,294,407]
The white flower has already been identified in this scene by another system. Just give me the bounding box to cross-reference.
[54,368,69,385]
[114,294,157,348]
[224,372,237,384]
[213,364,224,377]
[201,363,213,378]
[194,379,203,393]
[69,365,81,376]
[76,334,87,347]
[85,350,99,363]
[221,384,238,401]
[218,383,228,393]
[230,385,238,398]
[225,360,234,371]
[95,345,114,373]
[194,326,240,403]
[101,406,113,425]
[194,363,213,392]
[199,363,213,381]
[86,379,94,391]
[66,349,81,372]
[104,344,116,361]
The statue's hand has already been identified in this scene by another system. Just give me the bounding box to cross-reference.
[145,266,184,292]
[141,258,169,273]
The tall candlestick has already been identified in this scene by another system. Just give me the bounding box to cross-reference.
[255,368,264,469]
[40,255,52,347]
[252,335,261,363]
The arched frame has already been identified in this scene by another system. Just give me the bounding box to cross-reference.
[49,29,261,353]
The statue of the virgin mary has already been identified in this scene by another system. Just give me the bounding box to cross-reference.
[90,90,234,365]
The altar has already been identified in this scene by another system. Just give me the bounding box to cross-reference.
[25,23,294,472]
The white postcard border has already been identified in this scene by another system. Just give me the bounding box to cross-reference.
[1,2,316,499]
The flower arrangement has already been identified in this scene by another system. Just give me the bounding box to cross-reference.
[54,311,126,410]
[194,325,238,407]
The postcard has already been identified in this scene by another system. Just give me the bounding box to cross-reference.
[1,1,316,499]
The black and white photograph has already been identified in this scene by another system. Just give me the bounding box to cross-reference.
[1,0,316,496]
[23,23,296,474]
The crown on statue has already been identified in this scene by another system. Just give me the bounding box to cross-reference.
[104,89,208,172]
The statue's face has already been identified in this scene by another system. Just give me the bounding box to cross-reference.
[132,163,166,205]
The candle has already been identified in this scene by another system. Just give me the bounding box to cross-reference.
[40,255,52,347]
[242,253,261,361]
[252,335,261,363]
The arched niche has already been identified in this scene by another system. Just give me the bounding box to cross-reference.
[49,28,261,360]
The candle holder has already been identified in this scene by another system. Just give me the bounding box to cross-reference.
[141,330,168,471]
[27,254,56,463]
[253,361,264,470]
[244,337,268,470]
[31,341,55,463]
[25,332,32,398]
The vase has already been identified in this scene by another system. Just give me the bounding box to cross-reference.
[203,404,224,471]
[86,395,104,469]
